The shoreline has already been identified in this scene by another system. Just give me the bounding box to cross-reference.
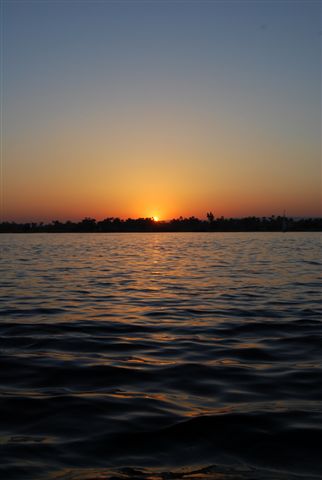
[1,229,321,233]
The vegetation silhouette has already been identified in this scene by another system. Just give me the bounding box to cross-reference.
[0,214,321,233]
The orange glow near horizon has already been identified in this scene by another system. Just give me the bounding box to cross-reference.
[3,162,321,222]
[3,105,321,222]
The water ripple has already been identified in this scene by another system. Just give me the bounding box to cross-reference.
[0,232,321,479]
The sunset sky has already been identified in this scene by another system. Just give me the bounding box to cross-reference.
[1,0,321,222]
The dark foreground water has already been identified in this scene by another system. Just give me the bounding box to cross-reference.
[0,232,321,480]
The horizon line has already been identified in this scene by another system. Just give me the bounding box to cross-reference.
[2,213,322,224]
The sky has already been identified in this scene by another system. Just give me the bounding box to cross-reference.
[1,0,321,222]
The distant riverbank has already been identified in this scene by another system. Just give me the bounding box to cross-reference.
[1,215,321,233]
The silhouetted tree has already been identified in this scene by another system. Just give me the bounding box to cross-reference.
[79,217,96,232]
[206,211,215,223]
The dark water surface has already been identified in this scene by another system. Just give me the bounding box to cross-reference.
[1,232,321,480]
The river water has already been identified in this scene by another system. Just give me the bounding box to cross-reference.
[0,232,321,479]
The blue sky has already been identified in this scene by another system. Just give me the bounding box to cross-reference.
[2,0,321,220]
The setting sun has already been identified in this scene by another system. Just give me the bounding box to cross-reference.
[153,216,159,222]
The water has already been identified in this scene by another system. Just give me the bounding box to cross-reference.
[0,232,321,480]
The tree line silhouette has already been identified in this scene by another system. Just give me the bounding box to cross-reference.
[0,213,321,233]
